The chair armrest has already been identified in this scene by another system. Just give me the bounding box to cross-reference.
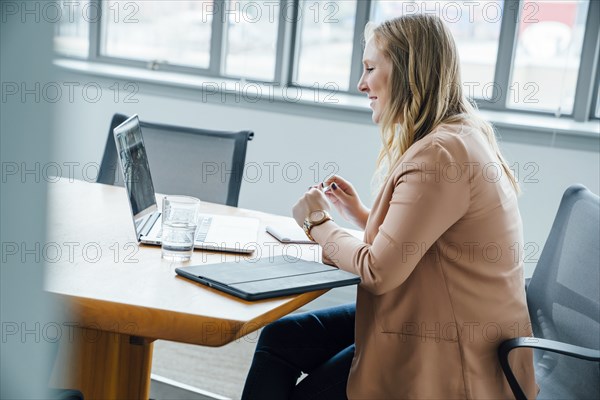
[498,337,600,400]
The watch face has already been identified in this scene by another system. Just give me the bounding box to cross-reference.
[309,210,326,223]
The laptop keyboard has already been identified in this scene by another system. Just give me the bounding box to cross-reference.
[156,216,213,243]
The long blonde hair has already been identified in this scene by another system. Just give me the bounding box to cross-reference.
[367,15,519,193]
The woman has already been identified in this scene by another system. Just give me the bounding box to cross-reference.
[242,14,537,399]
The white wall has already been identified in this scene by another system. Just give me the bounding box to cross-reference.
[52,73,599,278]
[502,142,599,276]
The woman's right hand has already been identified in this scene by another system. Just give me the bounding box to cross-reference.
[322,175,370,230]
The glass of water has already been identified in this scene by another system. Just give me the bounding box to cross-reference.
[161,195,201,262]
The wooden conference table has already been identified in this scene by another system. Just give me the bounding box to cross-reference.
[45,178,328,399]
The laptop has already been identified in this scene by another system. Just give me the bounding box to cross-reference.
[113,114,259,254]
[175,255,361,300]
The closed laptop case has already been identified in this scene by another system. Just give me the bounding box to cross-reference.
[175,255,360,300]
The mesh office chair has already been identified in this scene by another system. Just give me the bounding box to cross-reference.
[498,184,600,399]
[97,113,254,207]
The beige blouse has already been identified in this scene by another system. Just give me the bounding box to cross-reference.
[318,122,537,399]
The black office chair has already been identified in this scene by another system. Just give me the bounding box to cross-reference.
[498,184,600,399]
[47,389,83,400]
[97,113,254,207]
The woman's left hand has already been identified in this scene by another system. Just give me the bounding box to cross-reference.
[292,187,331,227]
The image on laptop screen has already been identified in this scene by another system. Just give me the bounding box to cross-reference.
[114,115,156,218]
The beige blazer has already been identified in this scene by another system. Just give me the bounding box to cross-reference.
[320,123,537,399]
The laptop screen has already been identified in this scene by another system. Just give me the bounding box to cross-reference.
[113,115,157,224]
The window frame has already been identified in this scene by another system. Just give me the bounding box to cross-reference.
[572,0,600,121]
[74,0,599,122]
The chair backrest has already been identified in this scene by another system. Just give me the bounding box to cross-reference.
[97,113,253,207]
[527,184,600,398]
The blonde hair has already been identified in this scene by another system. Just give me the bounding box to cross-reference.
[366,15,519,193]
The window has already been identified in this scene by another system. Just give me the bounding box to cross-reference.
[596,83,600,118]
[508,0,589,115]
[371,0,503,100]
[54,0,89,58]
[294,0,357,91]
[54,0,599,122]
[223,1,280,81]
[101,1,213,69]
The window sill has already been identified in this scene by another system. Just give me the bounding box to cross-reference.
[54,58,369,110]
[54,58,599,150]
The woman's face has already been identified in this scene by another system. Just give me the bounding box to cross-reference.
[358,38,393,124]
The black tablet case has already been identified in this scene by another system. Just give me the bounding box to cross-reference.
[175,255,360,300]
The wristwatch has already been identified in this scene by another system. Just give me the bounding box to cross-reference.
[303,210,333,241]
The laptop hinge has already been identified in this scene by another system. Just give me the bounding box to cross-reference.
[139,212,161,237]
